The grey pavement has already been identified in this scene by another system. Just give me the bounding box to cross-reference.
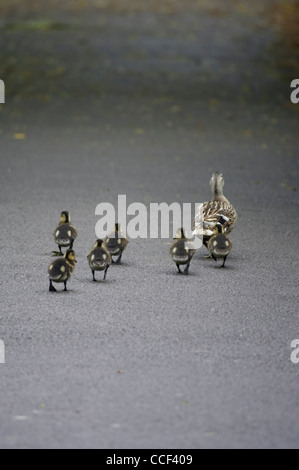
[0,0,299,449]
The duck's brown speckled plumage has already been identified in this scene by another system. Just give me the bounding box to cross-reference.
[193,172,237,248]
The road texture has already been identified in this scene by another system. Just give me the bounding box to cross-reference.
[0,0,299,449]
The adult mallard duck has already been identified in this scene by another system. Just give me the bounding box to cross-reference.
[87,239,112,281]
[207,216,232,267]
[53,211,78,256]
[193,172,237,250]
[169,227,196,275]
[48,249,77,292]
[104,223,128,264]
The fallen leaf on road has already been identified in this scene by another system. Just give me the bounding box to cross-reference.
[14,133,26,140]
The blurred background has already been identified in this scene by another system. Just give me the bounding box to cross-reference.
[0,0,298,208]
[0,0,298,103]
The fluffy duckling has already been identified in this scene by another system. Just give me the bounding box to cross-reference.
[48,249,77,292]
[87,239,112,281]
[170,227,196,275]
[104,223,128,264]
[53,211,78,256]
[193,172,237,251]
[207,217,232,267]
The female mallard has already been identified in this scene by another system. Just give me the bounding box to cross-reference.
[207,217,232,267]
[53,211,78,255]
[170,227,196,275]
[48,249,77,292]
[87,239,112,281]
[104,223,128,264]
[193,172,237,251]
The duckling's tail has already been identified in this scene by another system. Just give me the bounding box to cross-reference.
[56,238,72,246]
[93,261,106,269]
[48,273,63,281]
[172,255,189,263]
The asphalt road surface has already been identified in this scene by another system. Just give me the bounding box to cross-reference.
[0,0,299,449]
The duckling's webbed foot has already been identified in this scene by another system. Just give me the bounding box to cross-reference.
[103,266,109,280]
[176,264,182,274]
[183,263,190,275]
[220,256,227,268]
[63,281,68,291]
[115,254,122,265]
[92,270,97,282]
[49,280,57,292]
[51,250,63,257]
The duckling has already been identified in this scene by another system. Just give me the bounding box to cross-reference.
[87,239,112,281]
[170,227,196,275]
[53,211,78,256]
[48,249,77,292]
[104,223,128,264]
[207,217,232,267]
[193,172,237,252]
